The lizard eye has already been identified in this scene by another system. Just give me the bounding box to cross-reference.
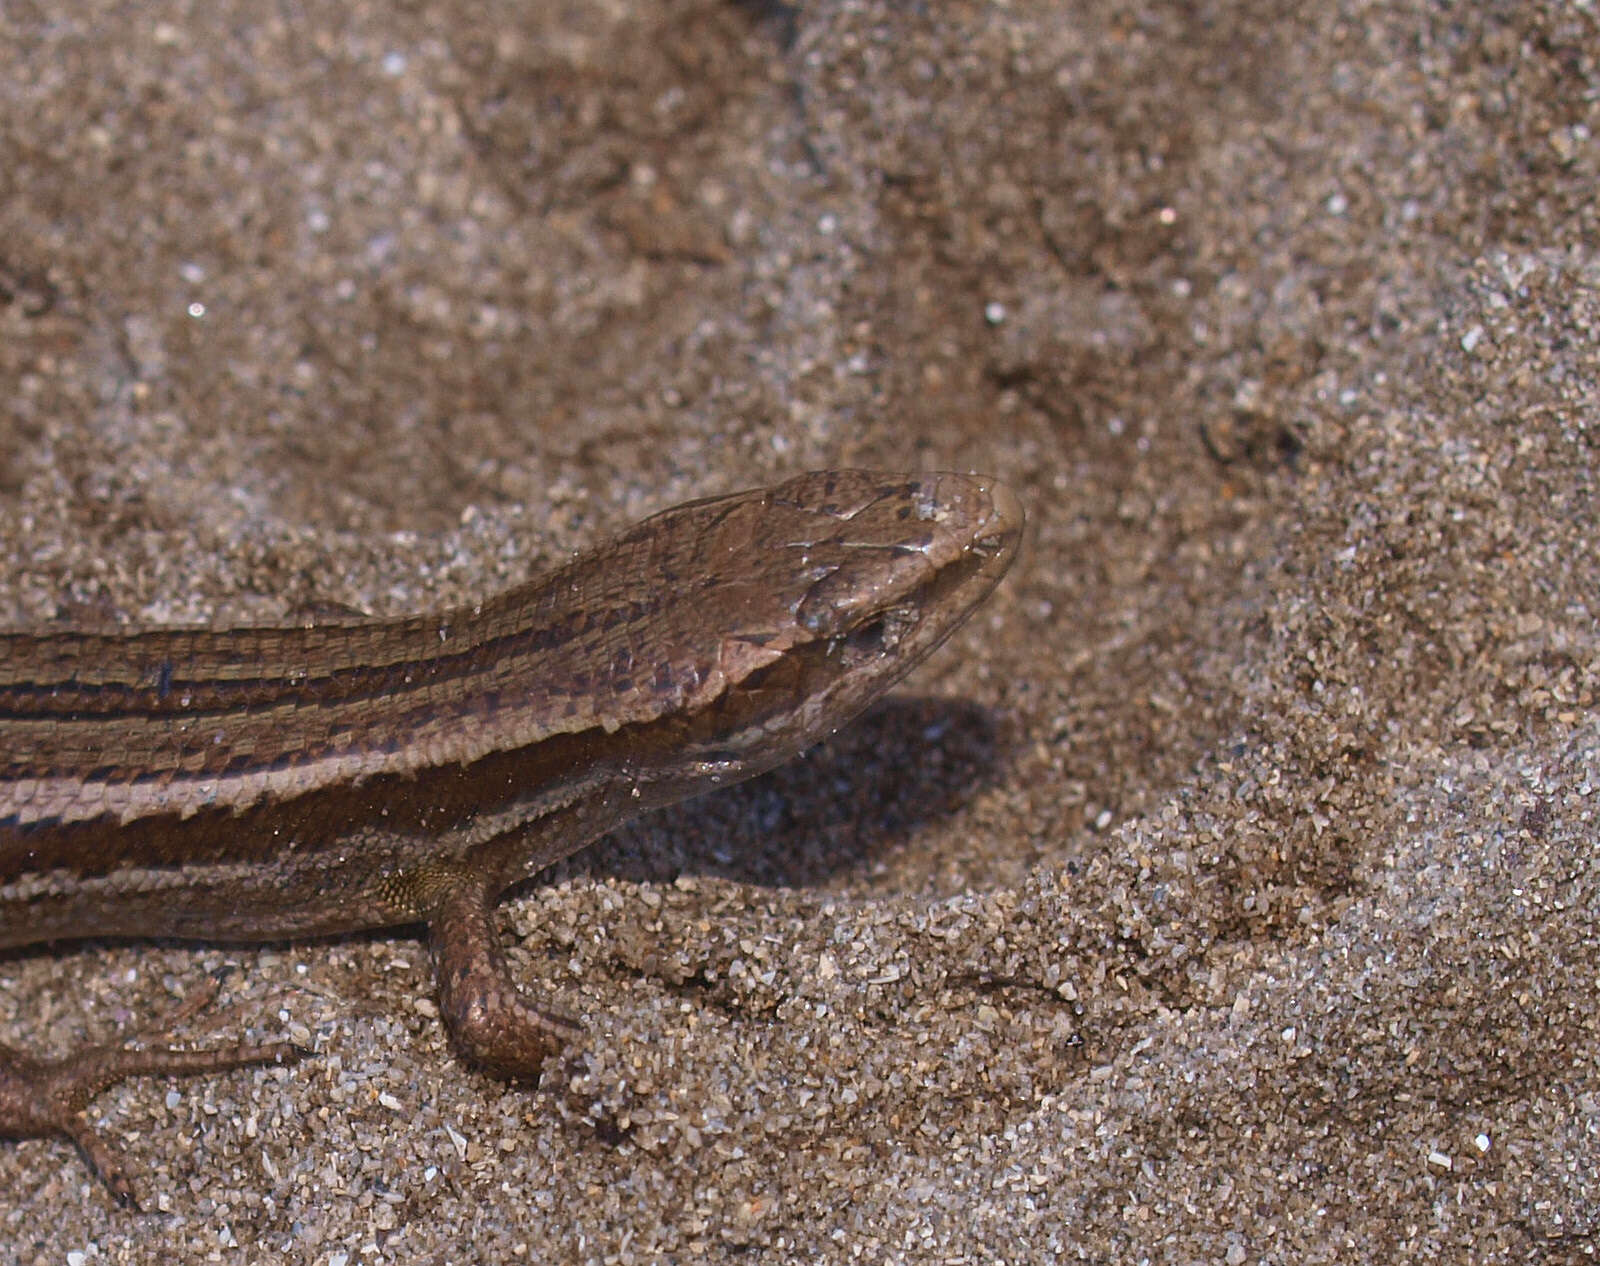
[833,607,912,666]
[848,616,887,653]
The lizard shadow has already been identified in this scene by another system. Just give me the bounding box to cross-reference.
[539,695,1009,892]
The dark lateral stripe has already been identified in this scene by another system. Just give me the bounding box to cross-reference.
[0,589,706,723]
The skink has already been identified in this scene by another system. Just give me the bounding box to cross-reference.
[0,468,1022,1204]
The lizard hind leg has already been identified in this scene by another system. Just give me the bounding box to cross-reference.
[0,976,306,1208]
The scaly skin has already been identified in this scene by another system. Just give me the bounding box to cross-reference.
[0,470,1022,1204]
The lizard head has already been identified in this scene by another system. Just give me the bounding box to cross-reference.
[621,469,1024,791]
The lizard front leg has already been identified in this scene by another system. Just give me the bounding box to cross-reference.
[422,863,583,1080]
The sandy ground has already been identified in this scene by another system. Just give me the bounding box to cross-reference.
[2,0,1598,1260]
